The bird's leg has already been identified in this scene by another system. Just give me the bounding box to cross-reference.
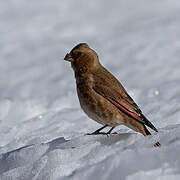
[86,125,108,135]
[106,127,115,134]
[106,127,118,136]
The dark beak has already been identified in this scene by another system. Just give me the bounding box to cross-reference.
[64,53,74,62]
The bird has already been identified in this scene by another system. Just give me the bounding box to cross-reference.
[64,43,160,147]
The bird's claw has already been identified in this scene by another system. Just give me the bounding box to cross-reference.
[86,132,108,136]
[86,131,118,137]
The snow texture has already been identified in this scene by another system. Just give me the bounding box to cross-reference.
[1,0,180,179]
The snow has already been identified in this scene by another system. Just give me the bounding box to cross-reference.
[0,0,180,179]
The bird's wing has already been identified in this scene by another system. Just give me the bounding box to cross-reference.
[92,69,158,132]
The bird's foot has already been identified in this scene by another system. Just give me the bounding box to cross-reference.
[86,131,118,136]
[86,132,108,136]
[86,126,117,136]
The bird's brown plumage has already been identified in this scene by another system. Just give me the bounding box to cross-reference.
[64,43,160,146]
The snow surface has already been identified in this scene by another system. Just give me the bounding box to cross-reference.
[1,0,180,179]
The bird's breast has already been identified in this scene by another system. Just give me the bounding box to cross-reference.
[76,78,124,126]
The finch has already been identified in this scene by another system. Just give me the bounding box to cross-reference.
[64,43,160,146]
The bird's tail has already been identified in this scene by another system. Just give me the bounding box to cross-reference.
[140,114,158,132]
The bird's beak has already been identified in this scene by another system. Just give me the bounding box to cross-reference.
[64,53,74,62]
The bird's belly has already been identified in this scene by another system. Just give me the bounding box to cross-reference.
[77,87,124,126]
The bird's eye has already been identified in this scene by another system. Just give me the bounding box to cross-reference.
[77,52,82,56]
[72,51,82,59]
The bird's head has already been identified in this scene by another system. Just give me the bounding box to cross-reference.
[64,43,100,73]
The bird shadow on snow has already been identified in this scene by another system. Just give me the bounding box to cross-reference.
[1,124,180,176]
[46,132,134,151]
[0,132,134,158]
[0,133,134,175]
